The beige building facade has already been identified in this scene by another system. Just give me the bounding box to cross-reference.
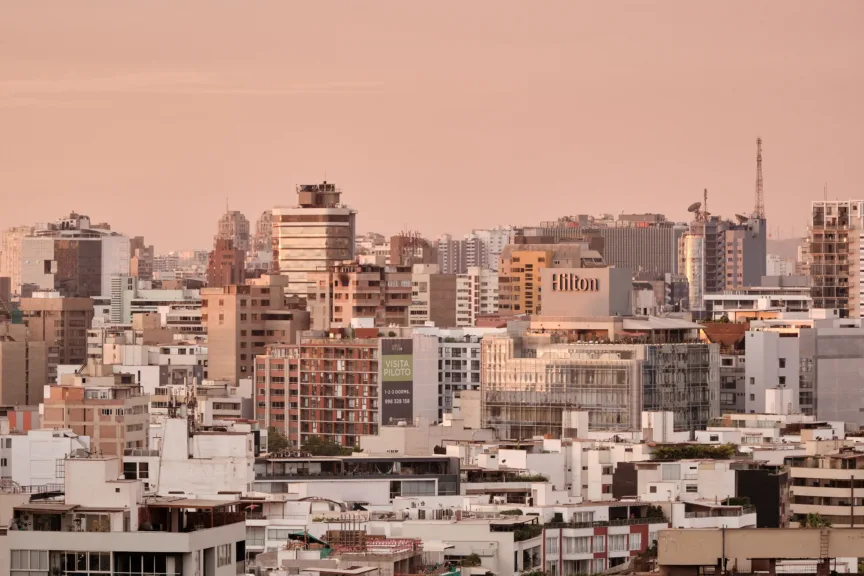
[20,293,94,382]
[202,280,310,381]
[0,322,48,405]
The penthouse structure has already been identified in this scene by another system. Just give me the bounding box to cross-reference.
[272,181,356,298]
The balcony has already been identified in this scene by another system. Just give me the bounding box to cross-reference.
[546,516,668,530]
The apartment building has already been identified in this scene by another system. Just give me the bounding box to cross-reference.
[129,236,155,282]
[272,181,357,298]
[0,322,48,405]
[20,292,94,382]
[42,362,150,456]
[255,333,438,447]
[808,200,864,317]
[497,242,604,315]
[202,281,310,382]
[456,267,498,327]
[207,238,246,288]
[409,264,457,327]
[0,454,246,576]
[435,233,465,274]
[20,212,130,298]
[307,263,412,330]
[788,446,864,527]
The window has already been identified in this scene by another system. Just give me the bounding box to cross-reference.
[11,549,49,573]
[750,377,755,385]
[750,394,755,401]
[685,485,697,493]
[649,486,657,493]
[593,535,605,553]
[609,534,627,552]
[545,537,558,556]
[217,544,232,567]
[779,358,786,368]
[592,559,605,573]
[1,458,7,467]
[56,459,65,479]
[710,434,719,441]
[629,532,642,551]
[779,376,786,385]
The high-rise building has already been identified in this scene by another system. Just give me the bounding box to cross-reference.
[808,200,864,317]
[20,213,130,298]
[215,209,251,252]
[0,225,33,296]
[202,280,310,382]
[0,322,48,405]
[721,217,767,289]
[272,181,356,298]
[20,292,94,382]
[207,238,246,288]
[435,233,465,274]
[497,242,604,315]
[456,267,498,327]
[129,236,154,281]
[252,210,273,254]
[307,263,412,330]
[409,264,457,327]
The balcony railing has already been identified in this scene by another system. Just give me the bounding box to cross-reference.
[545,516,668,530]
[684,507,756,519]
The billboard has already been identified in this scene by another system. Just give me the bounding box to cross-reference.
[381,338,414,424]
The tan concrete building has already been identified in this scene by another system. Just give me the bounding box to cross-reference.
[0,322,48,405]
[497,242,604,316]
[658,527,864,576]
[409,264,457,327]
[202,280,310,381]
[43,362,150,456]
[307,263,412,331]
[0,225,34,296]
[788,446,864,527]
[272,181,357,298]
[19,292,94,382]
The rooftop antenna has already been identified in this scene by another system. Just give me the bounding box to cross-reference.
[754,137,765,219]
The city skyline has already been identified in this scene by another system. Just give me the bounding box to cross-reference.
[2,2,862,250]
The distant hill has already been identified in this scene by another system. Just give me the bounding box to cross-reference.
[767,238,802,260]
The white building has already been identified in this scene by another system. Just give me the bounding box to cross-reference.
[0,428,90,487]
[766,253,794,276]
[744,328,800,414]
[0,454,246,576]
[456,267,498,327]
[94,276,202,331]
[124,418,255,496]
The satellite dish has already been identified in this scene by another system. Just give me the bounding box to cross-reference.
[735,214,749,224]
[687,202,702,213]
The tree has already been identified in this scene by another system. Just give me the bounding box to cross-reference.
[461,553,481,567]
[267,427,289,452]
[651,443,736,461]
[799,513,831,528]
[302,435,354,456]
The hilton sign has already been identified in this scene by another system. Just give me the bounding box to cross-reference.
[551,272,599,292]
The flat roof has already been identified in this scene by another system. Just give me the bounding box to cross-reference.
[16,503,78,513]
[147,498,238,509]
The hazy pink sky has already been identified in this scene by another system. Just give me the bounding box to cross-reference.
[2,1,862,251]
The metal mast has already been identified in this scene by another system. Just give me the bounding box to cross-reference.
[754,137,765,219]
